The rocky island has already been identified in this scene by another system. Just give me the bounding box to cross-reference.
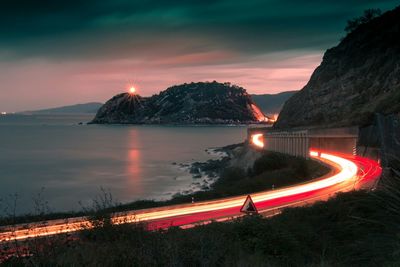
[91,81,269,124]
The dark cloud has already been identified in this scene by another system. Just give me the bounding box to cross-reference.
[1,0,399,112]
[0,0,398,60]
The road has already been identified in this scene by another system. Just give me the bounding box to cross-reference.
[0,147,382,243]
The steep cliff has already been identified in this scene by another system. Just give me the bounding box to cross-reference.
[275,6,400,128]
[92,82,268,124]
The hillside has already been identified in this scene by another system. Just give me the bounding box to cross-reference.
[251,91,298,116]
[92,82,269,124]
[22,102,103,115]
[275,7,400,128]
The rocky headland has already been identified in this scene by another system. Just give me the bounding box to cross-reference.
[92,81,269,124]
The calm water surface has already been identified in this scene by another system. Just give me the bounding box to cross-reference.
[0,114,247,214]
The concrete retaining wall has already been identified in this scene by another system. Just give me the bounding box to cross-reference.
[248,126,358,158]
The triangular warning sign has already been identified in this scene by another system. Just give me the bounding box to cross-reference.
[240,195,258,214]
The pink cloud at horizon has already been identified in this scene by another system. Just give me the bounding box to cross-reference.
[0,51,322,112]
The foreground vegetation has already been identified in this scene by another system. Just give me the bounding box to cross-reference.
[1,151,399,266]
[0,149,328,226]
[3,171,400,266]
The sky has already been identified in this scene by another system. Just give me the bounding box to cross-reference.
[0,0,398,112]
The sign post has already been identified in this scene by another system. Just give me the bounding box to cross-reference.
[240,195,258,215]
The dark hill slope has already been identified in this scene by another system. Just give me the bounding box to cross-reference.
[275,6,400,128]
[251,91,298,115]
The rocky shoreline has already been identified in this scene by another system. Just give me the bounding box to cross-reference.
[172,142,262,197]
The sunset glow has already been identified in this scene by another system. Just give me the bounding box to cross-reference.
[0,1,396,112]
[129,86,136,94]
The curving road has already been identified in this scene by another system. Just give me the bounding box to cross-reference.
[0,140,382,243]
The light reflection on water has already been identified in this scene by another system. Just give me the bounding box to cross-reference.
[127,129,143,196]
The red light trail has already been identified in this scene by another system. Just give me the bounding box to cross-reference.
[251,133,264,148]
[0,146,382,264]
[0,146,381,242]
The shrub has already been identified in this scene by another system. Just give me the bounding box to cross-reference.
[252,152,287,175]
[345,8,381,33]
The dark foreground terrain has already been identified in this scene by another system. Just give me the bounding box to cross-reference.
[2,172,399,266]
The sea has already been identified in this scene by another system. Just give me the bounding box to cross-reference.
[0,114,248,215]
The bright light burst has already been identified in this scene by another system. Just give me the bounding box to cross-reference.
[251,133,264,148]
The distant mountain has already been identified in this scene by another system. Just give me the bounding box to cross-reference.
[22,102,103,115]
[251,91,298,116]
[275,6,400,128]
[91,81,270,124]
